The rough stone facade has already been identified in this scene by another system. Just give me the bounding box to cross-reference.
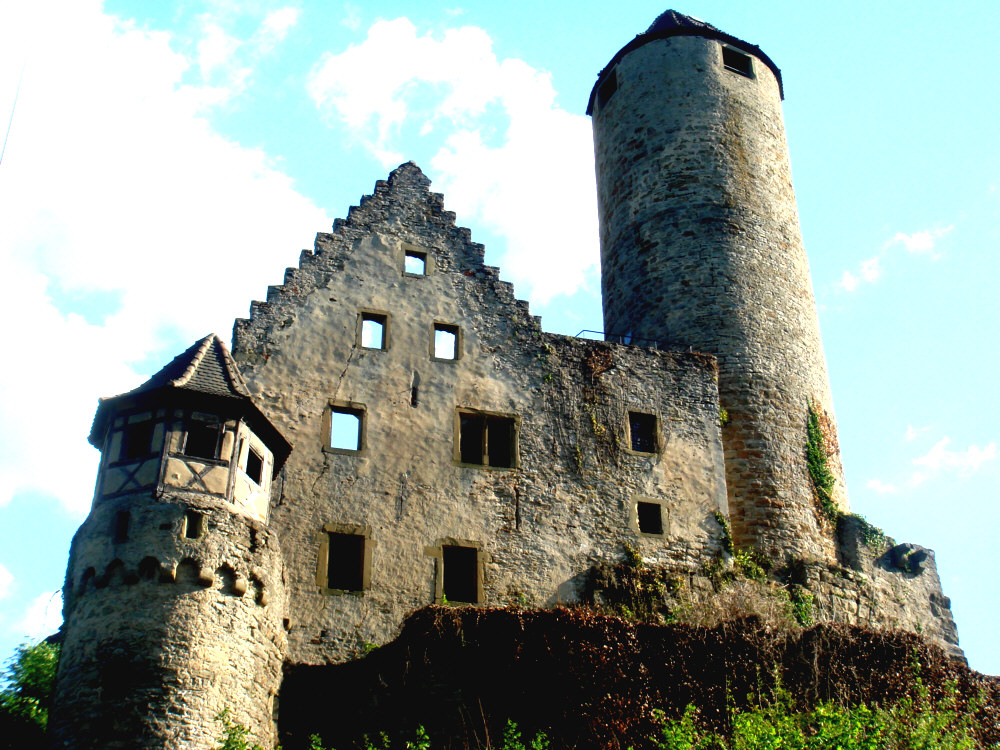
[590,15,847,564]
[50,9,963,750]
[231,163,728,664]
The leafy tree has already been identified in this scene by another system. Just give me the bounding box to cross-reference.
[0,640,60,749]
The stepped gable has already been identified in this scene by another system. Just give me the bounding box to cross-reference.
[586,9,783,114]
[233,161,541,363]
[89,333,291,462]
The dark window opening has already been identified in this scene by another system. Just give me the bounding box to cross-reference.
[629,411,658,453]
[597,70,618,109]
[442,545,478,603]
[327,532,365,591]
[637,501,663,535]
[184,510,203,539]
[112,511,129,543]
[360,313,387,350]
[245,447,264,485]
[329,406,364,452]
[404,249,427,275]
[434,324,459,360]
[122,420,154,460]
[184,421,221,460]
[722,46,753,78]
[459,412,515,468]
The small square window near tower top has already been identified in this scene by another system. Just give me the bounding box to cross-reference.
[404,249,427,275]
[245,446,264,485]
[597,69,618,109]
[122,420,153,461]
[722,46,753,78]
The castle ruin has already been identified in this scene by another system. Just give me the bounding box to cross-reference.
[49,11,961,749]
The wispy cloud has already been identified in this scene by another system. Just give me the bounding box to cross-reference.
[904,424,930,441]
[13,591,62,641]
[866,479,898,495]
[341,3,361,31]
[307,17,599,302]
[837,225,952,293]
[910,437,997,482]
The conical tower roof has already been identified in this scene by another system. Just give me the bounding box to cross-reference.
[88,335,291,466]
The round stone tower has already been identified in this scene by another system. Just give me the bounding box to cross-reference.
[50,335,292,750]
[588,11,847,562]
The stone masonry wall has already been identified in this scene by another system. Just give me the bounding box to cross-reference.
[233,163,729,665]
[592,34,847,564]
[50,493,287,750]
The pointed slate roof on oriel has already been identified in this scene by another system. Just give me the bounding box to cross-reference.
[89,334,291,465]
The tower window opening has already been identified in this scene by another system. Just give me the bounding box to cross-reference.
[359,312,388,350]
[184,510,203,539]
[433,324,460,360]
[245,446,264,485]
[329,405,364,453]
[326,532,365,592]
[722,46,753,78]
[442,545,478,603]
[458,411,516,468]
[637,501,664,535]
[628,411,658,453]
[184,421,221,460]
[597,69,618,109]
[404,249,427,275]
[122,420,154,461]
[112,510,130,543]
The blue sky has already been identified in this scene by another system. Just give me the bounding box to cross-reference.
[1,0,997,676]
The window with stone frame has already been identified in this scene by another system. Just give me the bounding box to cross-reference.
[722,46,753,78]
[636,501,664,535]
[628,411,658,454]
[324,531,366,592]
[457,410,517,468]
[442,544,478,603]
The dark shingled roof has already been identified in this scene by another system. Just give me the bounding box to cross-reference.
[129,334,252,399]
[88,335,291,466]
[587,9,784,115]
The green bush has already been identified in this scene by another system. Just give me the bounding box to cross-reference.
[0,640,60,748]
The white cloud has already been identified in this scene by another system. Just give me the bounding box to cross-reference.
[260,7,300,43]
[889,226,953,258]
[866,479,898,495]
[0,0,326,514]
[837,225,952,293]
[904,424,930,441]
[307,17,599,302]
[14,591,62,641]
[911,437,997,479]
[0,565,13,601]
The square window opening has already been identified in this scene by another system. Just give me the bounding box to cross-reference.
[404,250,427,275]
[112,510,130,543]
[122,420,154,461]
[434,324,459,360]
[597,70,618,109]
[330,407,364,452]
[327,532,365,592]
[629,411,658,453]
[360,313,387,350]
[245,446,264,485]
[459,412,515,468]
[184,510,203,539]
[184,421,221,460]
[637,501,663,535]
[722,46,753,78]
[442,545,478,603]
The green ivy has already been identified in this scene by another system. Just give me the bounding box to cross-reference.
[806,404,838,522]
